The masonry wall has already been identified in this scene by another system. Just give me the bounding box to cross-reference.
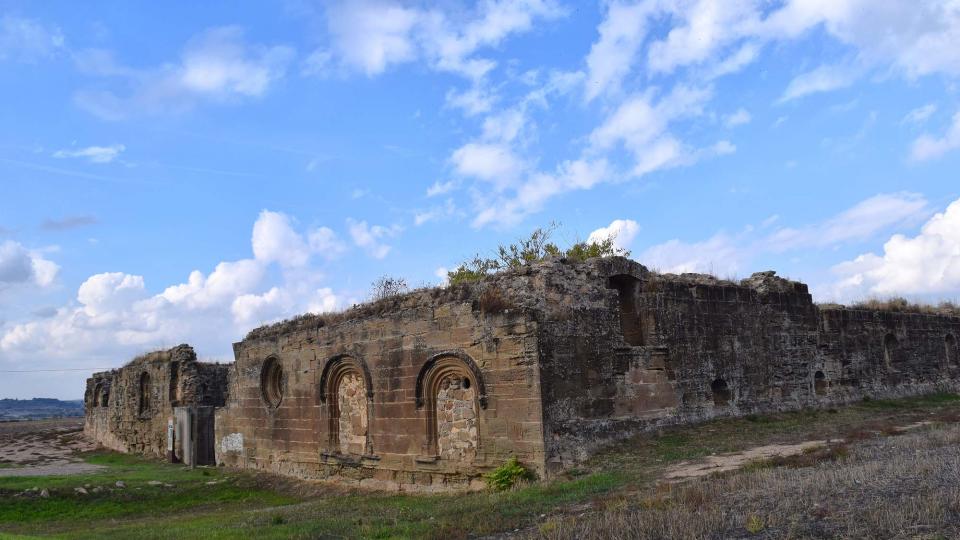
[535,257,960,471]
[213,280,546,492]
[84,344,229,459]
[83,256,960,488]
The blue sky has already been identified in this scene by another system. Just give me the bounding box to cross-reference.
[2,0,960,398]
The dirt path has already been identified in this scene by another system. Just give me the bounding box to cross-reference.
[0,419,105,477]
[662,440,829,480]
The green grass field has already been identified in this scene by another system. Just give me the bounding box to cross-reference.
[3,393,960,539]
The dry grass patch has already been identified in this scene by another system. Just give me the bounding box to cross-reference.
[534,424,960,539]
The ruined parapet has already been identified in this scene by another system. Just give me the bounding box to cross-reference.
[83,344,228,460]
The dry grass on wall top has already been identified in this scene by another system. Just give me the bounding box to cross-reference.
[819,297,960,316]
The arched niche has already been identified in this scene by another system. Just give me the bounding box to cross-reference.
[415,352,487,461]
[138,372,152,416]
[319,354,373,455]
[883,333,898,371]
[711,378,730,407]
[814,371,827,396]
[607,274,645,346]
[946,334,957,368]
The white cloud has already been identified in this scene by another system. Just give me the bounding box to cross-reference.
[317,0,563,79]
[252,211,309,267]
[426,180,457,197]
[251,210,345,266]
[583,0,657,101]
[910,111,960,162]
[902,103,937,125]
[636,192,932,280]
[347,219,401,259]
[588,219,640,251]
[723,108,752,127]
[763,192,930,251]
[77,272,147,316]
[472,158,609,228]
[0,15,64,63]
[830,197,960,299]
[53,144,125,164]
[414,199,458,226]
[74,26,293,119]
[450,142,525,189]
[323,1,420,76]
[583,0,960,107]
[0,241,59,289]
[779,63,860,103]
[646,0,759,76]
[640,232,743,276]
[445,85,496,116]
[589,85,720,177]
[0,211,344,395]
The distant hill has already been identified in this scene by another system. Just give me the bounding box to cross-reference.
[0,398,84,421]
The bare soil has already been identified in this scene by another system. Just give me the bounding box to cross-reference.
[0,419,104,477]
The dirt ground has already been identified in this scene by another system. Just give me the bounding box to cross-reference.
[0,419,104,477]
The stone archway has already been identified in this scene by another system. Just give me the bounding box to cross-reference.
[416,352,487,461]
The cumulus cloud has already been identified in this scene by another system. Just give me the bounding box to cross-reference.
[830,197,960,299]
[250,210,345,267]
[450,142,525,189]
[53,144,125,164]
[588,219,641,252]
[0,211,344,393]
[74,27,293,119]
[347,219,401,259]
[0,15,64,63]
[910,111,960,162]
[0,241,59,289]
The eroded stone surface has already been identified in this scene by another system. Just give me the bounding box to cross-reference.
[436,375,477,463]
[337,373,368,455]
[84,256,960,491]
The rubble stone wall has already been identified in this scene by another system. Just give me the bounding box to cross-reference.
[84,345,229,458]
[535,258,960,470]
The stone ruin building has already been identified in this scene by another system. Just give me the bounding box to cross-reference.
[85,256,960,491]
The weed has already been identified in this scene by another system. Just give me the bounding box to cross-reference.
[485,457,534,491]
[745,514,764,534]
[478,286,513,314]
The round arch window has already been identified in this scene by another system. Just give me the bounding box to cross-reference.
[260,357,284,408]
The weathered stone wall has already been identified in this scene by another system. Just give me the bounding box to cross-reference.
[534,257,960,471]
[84,345,229,458]
[85,256,960,489]
[213,277,546,492]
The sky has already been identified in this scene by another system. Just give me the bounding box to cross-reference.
[2,0,960,399]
